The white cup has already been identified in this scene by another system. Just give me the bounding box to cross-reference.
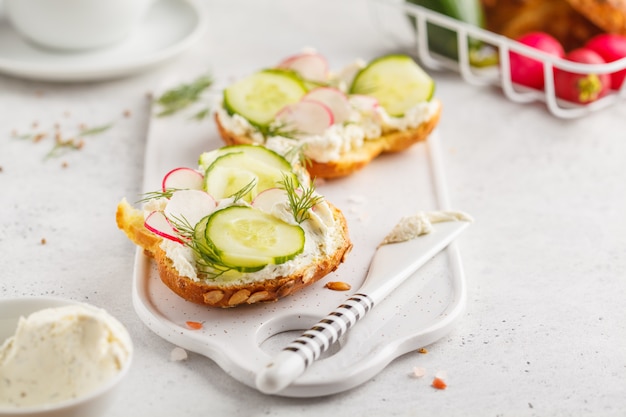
[4,0,155,51]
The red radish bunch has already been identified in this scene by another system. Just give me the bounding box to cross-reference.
[554,48,610,104]
[508,31,626,104]
[584,33,626,90]
[509,32,564,90]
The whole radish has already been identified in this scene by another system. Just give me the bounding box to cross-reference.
[509,32,565,90]
[554,48,610,104]
[585,33,626,90]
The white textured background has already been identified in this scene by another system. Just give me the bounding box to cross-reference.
[1,0,625,416]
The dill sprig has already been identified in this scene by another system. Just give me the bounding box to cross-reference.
[284,143,310,169]
[155,74,214,117]
[78,123,113,136]
[136,189,176,204]
[230,179,257,203]
[167,213,233,279]
[260,122,302,140]
[44,139,84,160]
[281,174,324,223]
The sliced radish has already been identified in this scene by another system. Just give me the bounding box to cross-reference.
[275,100,333,135]
[349,94,380,113]
[303,87,351,124]
[144,211,183,243]
[162,167,204,192]
[277,52,329,83]
[164,189,217,228]
[251,188,290,213]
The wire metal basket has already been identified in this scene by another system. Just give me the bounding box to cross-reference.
[370,0,626,118]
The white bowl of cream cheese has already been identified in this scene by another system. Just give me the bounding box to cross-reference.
[0,296,133,417]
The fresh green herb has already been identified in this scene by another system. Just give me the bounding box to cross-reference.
[12,121,113,161]
[168,214,232,279]
[78,123,113,136]
[259,122,301,140]
[229,179,257,203]
[44,138,84,160]
[12,132,36,141]
[192,107,211,121]
[155,74,214,117]
[136,189,176,204]
[284,143,310,170]
[281,174,323,223]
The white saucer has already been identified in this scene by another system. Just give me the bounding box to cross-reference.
[0,0,206,82]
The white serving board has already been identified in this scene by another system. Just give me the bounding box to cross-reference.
[132,106,468,397]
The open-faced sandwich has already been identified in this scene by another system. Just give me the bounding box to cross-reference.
[214,51,441,179]
[116,145,352,308]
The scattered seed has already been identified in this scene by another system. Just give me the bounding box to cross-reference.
[411,367,426,378]
[185,321,203,330]
[432,377,447,390]
[61,161,69,168]
[418,347,428,354]
[33,133,46,143]
[325,281,351,291]
[40,238,47,245]
[170,347,188,361]
[123,109,132,118]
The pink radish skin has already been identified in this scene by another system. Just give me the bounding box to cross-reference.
[144,211,183,244]
[162,167,204,192]
[277,52,329,83]
[275,100,334,135]
[303,87,351,124]
[585,33,626,90]
[164,190,217,228]
[252,188,290,214]
[509,32,565,90]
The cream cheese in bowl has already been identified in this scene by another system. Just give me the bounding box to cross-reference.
[0,297,133,417]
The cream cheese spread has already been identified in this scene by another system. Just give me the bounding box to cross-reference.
[214,55,440,164]
[215,99,440,164]
[158,197,340,285]
[0,304,132,408]
[380,211,473,246]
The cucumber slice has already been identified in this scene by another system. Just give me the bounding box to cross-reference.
[223,69,307,127]
[203,146,298,202]
[205,206,304,271]
[198,145,292,174]
[349,55,435,117]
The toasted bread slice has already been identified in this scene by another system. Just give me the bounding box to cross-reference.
[116,198,352,308]
[215,100,441,179]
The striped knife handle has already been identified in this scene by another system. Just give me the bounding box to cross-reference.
[281,293,375,368]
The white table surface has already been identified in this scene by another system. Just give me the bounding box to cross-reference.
[1,0,625,416]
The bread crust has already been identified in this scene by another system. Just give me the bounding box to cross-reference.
[565,0,626,35]
[215,101,441,179]
[116,199,352,308]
